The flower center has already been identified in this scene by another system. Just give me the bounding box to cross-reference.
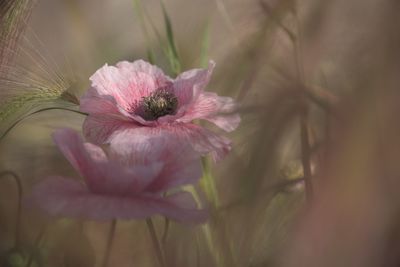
[142,90,178,120]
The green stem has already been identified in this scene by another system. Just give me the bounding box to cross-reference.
[101,220,117,267]
[300,110,313,200]
[0,106,88,141]
[146,219,166,267]
[26,225,46,267]
[293,0,313,201]
[0,171,23,248]
[161,217,170,246]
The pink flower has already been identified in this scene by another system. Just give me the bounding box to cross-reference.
[29,128,207,223]
[80,60,240,161]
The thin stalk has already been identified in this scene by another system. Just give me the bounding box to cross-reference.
[146,219,166,267]
[161,217,170,247]
[293,1,313,201]
[300,110,313,200]
[26,225,47,267]
[0,106,88,141]
[101,220,117,267]
[0,171,23,248]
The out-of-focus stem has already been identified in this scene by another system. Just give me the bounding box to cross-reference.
[293,1,313,201]
[146,219,166,267]
[0,171,23,248]
[0,106,88,141]
[161,217,170,247]
[25,225,46,267]
[101,220,117,267]
[300,108,313,200]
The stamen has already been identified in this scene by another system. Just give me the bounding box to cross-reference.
[142,90,178,120]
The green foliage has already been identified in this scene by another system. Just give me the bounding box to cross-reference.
[200,22,210,68]
[158,0,181,75]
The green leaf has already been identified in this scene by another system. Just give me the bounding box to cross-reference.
[158,0,181,75]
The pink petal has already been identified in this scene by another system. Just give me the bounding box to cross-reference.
[173,61,215,107]
[178,92,241,132]
[110,124,232,162]
[157,191,208,223]
[161,123,232,162]
[82,114,137,144]
[52,129,106,191]
[29,177,207,223]
[145,142,202,193]
[109,128,202,192]
[80,87,121,115]
[116,60,172,88]
[89,63,159,110]
[54,129,159,194]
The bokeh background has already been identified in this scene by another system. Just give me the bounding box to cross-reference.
[2,0,400,266]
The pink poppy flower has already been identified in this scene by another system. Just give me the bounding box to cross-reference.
[29,128,207,223]
[80,60,240,161]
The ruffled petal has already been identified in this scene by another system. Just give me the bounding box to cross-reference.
[54,128,159,194]
[80,87,120,115]
[110,124,231,162]
[108,128,202,192]
[116,60,172,88]
[178,91,241,132]
[145,142,202,193]
[173,61,215,107]
[89,63,159,110]
[82,114,137,145]
[52,129,106,190]
[29,176,207,223]
[161,123,232,161]
[157,191,208,223]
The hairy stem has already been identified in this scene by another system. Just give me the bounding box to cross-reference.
[101,220,117,267]
[293,1,313,201]
[146,219,166,267]
[0,171,23,248]
[26,225,46,267]
[161,217,170,247]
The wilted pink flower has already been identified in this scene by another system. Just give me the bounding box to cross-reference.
[80,60,240,161]
[29,128,207,223]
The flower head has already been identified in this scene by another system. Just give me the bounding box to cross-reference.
[29,128,207,223]
[80,60,240,161]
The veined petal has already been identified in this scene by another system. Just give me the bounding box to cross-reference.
[89,63,159,110]
[54,128,159,194]
[52,129,106,190]
[82,114,137,145]
[29,176,207,223]
[157,191,208,223]
[173,61,215,107]
[178,92,241,132]
[116,60,172,88]
[80,87,120,114]
[109,127,202,192]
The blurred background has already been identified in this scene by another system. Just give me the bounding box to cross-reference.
[2,0,400,266]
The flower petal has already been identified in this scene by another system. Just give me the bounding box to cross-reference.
[89,63,159,110]
[52,129,106,190]
[109,128,202,192]
[178,92,241,132]
[160,123,232,161]
[116,60,172,88]
[145,143,202,193]
[80,87,120,114]
[173,61,215,107]
[82,114,137,144]
[29,176,207,223]
[54,128,159,194]
[157,191,208,223]
[110,124,231,162]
